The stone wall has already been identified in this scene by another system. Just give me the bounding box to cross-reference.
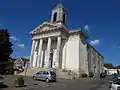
[17,67,81,79]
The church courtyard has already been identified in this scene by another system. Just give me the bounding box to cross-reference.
[1,75,111,90]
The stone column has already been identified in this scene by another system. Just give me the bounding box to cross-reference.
[40,51,44,68]
[56,36,61,68]
[30,40,35,67]
[52,49,57,68]
[62,43,67,69]
[37,39,43,67]
[44,37,51,68]
[32,40,39,67]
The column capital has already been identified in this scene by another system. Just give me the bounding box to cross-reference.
[32,39,35,42]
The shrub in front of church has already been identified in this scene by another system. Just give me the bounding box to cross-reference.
[62,69,67,72]
[81,73,87,78]
[67,70,72,75]
[89,72,94,77]
[15,76,24,87]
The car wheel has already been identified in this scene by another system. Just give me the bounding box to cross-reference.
[33,76,36,80]
[46,78,49,82]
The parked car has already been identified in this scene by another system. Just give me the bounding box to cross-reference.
[0,75,4,85]
[33,70,56,82]
[109,77,120,90]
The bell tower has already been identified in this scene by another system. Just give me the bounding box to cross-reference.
[50,3,67,25]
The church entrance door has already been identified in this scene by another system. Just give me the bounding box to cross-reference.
[49,53,53,68]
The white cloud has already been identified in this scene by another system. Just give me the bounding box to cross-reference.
[10,36,17,41]
[10,36,25,49]
[90,40,100,46]
[17,44,25,48]
[84,25,90,32]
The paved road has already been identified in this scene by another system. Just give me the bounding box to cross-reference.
[1,75,112,90]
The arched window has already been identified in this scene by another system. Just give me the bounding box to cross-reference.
[53,13,57,22]
[63,13,66,24]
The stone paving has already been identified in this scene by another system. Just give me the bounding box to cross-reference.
[0,75,111,90]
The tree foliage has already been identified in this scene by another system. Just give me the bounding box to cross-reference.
[0,30,13,62]
[104,63,120,69]
[104,63,113,69]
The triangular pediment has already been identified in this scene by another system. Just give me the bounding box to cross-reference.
[30,22,61,34]
[30,22,68,35]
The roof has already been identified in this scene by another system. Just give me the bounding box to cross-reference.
[30,21,68,35]
[86,42,104,58]
[20,57,29,63]
[69,29,81,33]
[15,57,29,64]
[53,3,67,13]
[69,29,88,39]
[54,3,65,10]
[8,57,16,63]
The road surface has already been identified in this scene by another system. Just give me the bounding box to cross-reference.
[1,75,111,90]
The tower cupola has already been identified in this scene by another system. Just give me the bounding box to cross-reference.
[50,3,67,25]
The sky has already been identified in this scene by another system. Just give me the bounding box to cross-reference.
[0,0,120,65]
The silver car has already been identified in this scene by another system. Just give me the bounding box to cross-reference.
[33,70,56,82]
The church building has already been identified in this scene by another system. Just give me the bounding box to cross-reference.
[29,3,104,78]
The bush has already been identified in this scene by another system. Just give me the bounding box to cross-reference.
[67,70,72,75]
[81,73,87,78]
[62,69,67,72]
[15,76,24,87]
[89,72,94,77]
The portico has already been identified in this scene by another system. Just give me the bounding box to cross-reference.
[30,33,65,69]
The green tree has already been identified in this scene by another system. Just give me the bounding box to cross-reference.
[104,63,113,69]
[0,29,13,74]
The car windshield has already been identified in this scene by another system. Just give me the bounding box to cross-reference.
[50,71,55,75]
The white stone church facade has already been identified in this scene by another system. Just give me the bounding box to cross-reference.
[29,3,104,77]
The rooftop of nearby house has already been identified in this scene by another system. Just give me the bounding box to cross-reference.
[14,57,29,64]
